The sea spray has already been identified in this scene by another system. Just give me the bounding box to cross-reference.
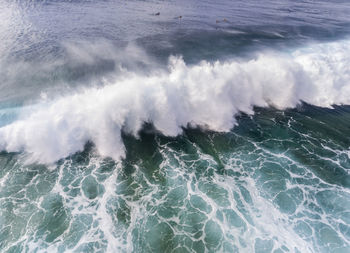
[0,39,350,163]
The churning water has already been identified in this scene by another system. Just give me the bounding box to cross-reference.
[1,0,350,252]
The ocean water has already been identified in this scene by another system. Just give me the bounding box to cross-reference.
[1,0,350,252]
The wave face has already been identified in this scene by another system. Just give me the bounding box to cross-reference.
[1,40,350,163]
[1,1,350,253]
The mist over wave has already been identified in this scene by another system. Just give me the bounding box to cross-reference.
[0,39,350,163]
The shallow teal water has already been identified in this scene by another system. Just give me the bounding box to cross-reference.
[1,105,350,252]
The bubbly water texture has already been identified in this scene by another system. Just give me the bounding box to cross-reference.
[1,105,350,253]
[1,0,350,252]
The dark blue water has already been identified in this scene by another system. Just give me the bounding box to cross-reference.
[1,0,350,252]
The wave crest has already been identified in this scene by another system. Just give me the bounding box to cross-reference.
[1,40,350,163]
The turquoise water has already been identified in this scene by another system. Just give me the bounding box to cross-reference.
[1,105,350,252]
[1,0,350,252]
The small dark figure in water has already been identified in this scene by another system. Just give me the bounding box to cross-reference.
[154,12,160,16]
[216,18,228,23]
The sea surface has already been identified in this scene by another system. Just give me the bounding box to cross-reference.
[1,0,350,252]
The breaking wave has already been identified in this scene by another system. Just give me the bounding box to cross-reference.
[1,39,350,163]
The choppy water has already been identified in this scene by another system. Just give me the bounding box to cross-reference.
[1,0,350,252]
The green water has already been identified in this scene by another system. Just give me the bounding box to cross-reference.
[1,104,350,252]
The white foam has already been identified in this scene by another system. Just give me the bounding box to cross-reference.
[1,39,350,163]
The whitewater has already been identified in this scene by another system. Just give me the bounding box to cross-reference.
[1,39,350,163]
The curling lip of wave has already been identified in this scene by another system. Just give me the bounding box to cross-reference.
[0,40,350,163]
